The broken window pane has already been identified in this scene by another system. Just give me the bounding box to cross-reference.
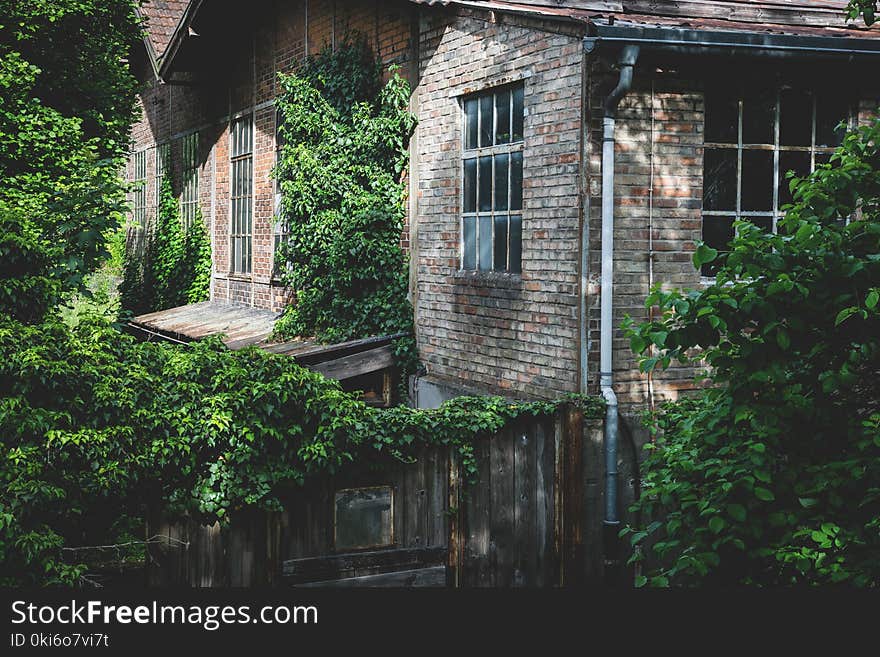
[777,150,810,208]
[741,149,773,211]
[703,148,737,211]
[742,92,775,144]
[495,89,511,144]
[334,487,393,551]
[816,96,848,147]
[705,89,739,143]
[494,214,508,271]
[780,89,812,146]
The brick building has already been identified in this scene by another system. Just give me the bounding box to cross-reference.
[128,0,880,412]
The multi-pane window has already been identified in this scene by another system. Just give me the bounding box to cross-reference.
[181,132,199,227]
[155,142,170,213]
[230,115,253,274]
[132,150,147,229]
[461,83,524,273]
[701,86,850,276]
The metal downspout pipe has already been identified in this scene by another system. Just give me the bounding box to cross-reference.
[600,45,640,577]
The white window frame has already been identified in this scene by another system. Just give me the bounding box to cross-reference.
[230,115,253,275]
[132,150,147,229]
[181,132,199,228]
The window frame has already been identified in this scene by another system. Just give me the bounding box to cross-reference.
[459,82,524,275]
[180,132,199,228]
[229,114,254,276]
[701,86,853,277]
[131,150,147,230]
[333,485,395,552]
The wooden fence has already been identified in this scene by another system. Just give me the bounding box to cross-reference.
[146,405,606,587]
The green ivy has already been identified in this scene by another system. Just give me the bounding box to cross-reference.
[120,174,212,315]
[272,37,418,377]
[0,313,602,585]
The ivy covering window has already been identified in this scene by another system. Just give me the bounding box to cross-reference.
[132,150,146,229]
[701,86,850,276]
[155,142,169,216]
[230,115,253,275]
[181,132,199,227]
[461,83,524,273]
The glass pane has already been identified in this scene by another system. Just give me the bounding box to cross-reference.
[494,153,509,210]
[512,86,524,142]
[778,150,810,208]
[816,95,848,147]
[814,152,833,167]
[478,156,492,212]
[493,215,508,271]
[509,215,522,274]
[741,150,773,211]
[495,89,511,144]
[479,95,493,147]
[463,216,476,269]
[703,148,737,211]
[334,487,393,551]
[742,91,775,144]
[701,216,735,276]
[704,89,739,143]
[743,216,773,233]
[510,151,523,211]
[465,98,478,150]
[478,215,492,271]
[463,158,477,213]
[780,89,812,146]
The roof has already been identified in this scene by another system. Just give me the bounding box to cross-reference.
[410,0,880,39]
[139,0,190,60]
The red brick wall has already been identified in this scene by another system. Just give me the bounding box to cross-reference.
[413,10,586,399]
[126,0,416,314]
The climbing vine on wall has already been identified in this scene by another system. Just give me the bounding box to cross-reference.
[120,173,212,315]
[272,36,418,374]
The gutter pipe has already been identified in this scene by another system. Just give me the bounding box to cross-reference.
[599,45,639,568]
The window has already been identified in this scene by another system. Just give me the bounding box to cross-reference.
[132,150,147,229]
[334,486,394,551]
[701,86,850,276]
[461,83,524,273]
[155,142,170,215]
[230,115,253,274]
[181,132,199,227]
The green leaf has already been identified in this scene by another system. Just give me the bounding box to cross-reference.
[727,504,747,522]
[709,516,725,533]
[692,243,718,269]
[835,306,859,326]
[754,487,775,502]
[798,497,818,508]
[634,575,647,588]
[866,289,879,309]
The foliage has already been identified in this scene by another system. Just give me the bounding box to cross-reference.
[848,0,877,25]
[622,118,880,586]
[0,0,141,323]
[272,37,418,375]
[119,175,212,314]
[0,313,602,585]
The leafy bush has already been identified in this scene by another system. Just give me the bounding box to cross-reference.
[622,118,880,586]
[273,37,417,373]
[0,313,600,585]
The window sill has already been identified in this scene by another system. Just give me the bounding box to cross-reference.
[451,269,523,289]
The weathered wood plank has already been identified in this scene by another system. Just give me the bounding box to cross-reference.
[535,418,556,588]
[426,447,447,547]
[462,438,491,587]
[513,421,536,587]
[489,428,515,587]
[307,344,395,380]
[297,566,446,588]
[403,447,427,548]
[283,546,446,582]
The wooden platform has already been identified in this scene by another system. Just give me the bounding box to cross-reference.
[127,301,403,406]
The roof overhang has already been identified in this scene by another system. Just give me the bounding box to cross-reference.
[584,22,880,60]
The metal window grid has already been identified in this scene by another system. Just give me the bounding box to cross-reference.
[460,83,524,274]
[132,150,147,230]
[230,116,253,275]
[181,132,199,228]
